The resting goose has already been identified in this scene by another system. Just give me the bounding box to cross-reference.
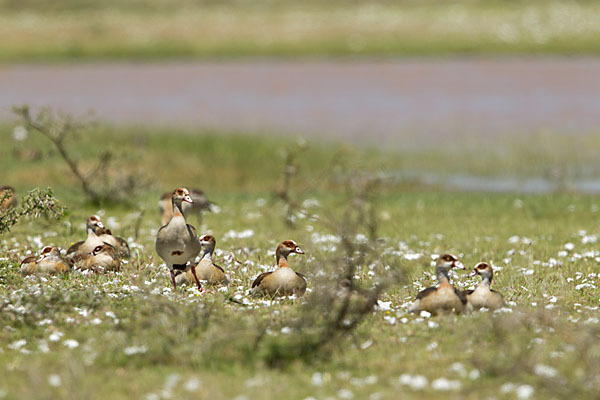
[409,254,468,315]
[155,188,202,290]
[20,246,70,275]
[97,227,130,259]
[177,235,228,286]
[463,262,505,311]
[251,240,307,297]
[73,244,121,272]
[67,215,105,258]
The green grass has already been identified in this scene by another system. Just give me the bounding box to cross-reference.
[2,124,600,398]
[1,0,600,61]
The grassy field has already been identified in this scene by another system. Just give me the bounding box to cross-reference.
[1,123,600,399]
[1,0,600,61]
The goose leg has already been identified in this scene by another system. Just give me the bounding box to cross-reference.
[170,268,177,290]
[190,264,204,292]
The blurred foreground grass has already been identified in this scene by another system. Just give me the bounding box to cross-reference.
[1,0,600,61]
[1,123,600,398]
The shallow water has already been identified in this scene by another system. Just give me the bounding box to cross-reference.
[1,59,600,146]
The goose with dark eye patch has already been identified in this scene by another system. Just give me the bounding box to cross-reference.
[158,188,214,226]
[409,253,468,315]
[97,227,130,259]
[251,240,307,297]
[67,215,106,259]
[177,234,229,286]
[462,262,505,311]
[155,187,202,291]
[20,246,71,275]
[73,243,121,272]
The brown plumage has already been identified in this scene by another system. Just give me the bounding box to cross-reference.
[251,240,307,297]
[409,254,468,315]
[0,186,17,212]
[177,235,229,286]
[463,262,505,311]
[158,188,213,226]
[97,227,130,259]
[66,215,105,258]
[20,246,70,275]
[155,188,202,290]
[73,244,121,272]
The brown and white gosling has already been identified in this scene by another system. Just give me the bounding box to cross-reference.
[20,246,71,275]
[0,186,17,212]
[251,240,307,297]
[97,227,130,259]
[155,188,202,291]
[176,235,228,287]
[73,244,121,272]
[67,215,105,258]
[409,254,468,315]
[462,262,505,311]
[158,188,213,226]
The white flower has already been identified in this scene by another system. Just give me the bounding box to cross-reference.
[398,374,428,390]
[124,345,147,355]
[184,378,201,392]
[420,311,431,318]
[431,378,461,391]
[13,126,28,141]
[534,364,557,378]
[564,243,575,251]
[508,235,520,244]
[8,339,26,350]
[311,372,324,386]
[63,339,79,349]
[516,384,534,399]
[337,389,354,399]
[48,374,62,387]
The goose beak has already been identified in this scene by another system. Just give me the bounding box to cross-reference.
[469,269,477,277]
[294,246,305,254]
[454,261,465,270]
[97,221,104,229]
[184,195,193,204]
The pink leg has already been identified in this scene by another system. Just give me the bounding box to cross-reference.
[190,265,204,292]
[170,269,177,290]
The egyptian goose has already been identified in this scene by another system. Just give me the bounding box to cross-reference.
[155,188,202,290]
[97,227,130,258]
[66,215,105,258]
[20,246,70,275]
[463,262,505,310]
[177,235,228,286]
[73,244,120,272]
[251,240,307,297]
[159,188,213,226]
[409,254,468,315]
[0,186,17,212]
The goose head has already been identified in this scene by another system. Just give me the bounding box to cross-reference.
[37,246,60,262]
[435,253,464,273]
[199,234,216,254]
[276,240,304,260]
[469,262,494,282]
[86,215,104,233]
[92,244,115,256]
[172,187,193,208]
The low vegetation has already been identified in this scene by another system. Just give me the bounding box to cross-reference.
[1,0,600,61]
[1,123,600,398]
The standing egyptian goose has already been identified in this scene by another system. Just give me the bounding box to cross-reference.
[73,244,121,272]
[97,227,130,258]
[67,215,105,258]
[20,246,70,275]
[0,186,17,212]
[155,188,202,290]
[463,262,505,310]
[251,240,307,297]
[159,188,214,226]
[409,254,468,315]
[178,235,228,286]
